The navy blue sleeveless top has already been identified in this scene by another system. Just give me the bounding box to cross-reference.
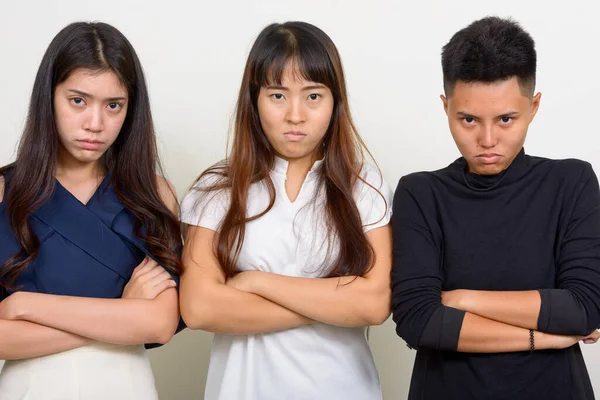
[0,172,184,346]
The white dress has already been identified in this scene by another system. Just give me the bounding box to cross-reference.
[0,343,158,400]
[181,157,393,400]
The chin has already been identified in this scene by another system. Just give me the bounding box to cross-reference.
[472,165,505,175]
[71,151,105,164]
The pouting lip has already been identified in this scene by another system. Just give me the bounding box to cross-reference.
[77,139,104,144]
[284,131,306,136]
[476,153,502,158]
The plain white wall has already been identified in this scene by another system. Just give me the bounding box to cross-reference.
[1,1,599,398]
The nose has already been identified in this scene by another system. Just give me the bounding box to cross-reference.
[285,98,306,125]
[83,106,104,132]
[478,123,498,149]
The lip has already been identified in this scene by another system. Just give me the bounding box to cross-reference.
[476,153,502,164]
[76,139,104,151]
[283,131,307,142]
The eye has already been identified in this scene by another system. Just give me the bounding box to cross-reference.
[71,97,85,106]
[463,117,475,124]
[107,102,122,110]
[500,116,512,124]
[271,93,284,100]
[308,93,321,101]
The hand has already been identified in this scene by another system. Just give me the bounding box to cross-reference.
[441,289,468,310]
[226,271,259,293]
[0,291,27,320]
[122,257,176,300]
[582,330,600,345]
[539,331,595,350]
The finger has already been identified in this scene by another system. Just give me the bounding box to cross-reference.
[131,257,150,275]
[136,265,170,285]
[148,271,175,288]
[134,259,161,278]
[142,279,176,300]
[583,339,595,344]
[152,279,177,297]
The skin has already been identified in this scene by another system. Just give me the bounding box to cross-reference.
[180,63,392,333]
[258,63,334,201]
[437,77,599,351]
[441,77,541,176]
[0,68,178,359]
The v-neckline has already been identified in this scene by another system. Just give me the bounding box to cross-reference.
[55,173,111,207]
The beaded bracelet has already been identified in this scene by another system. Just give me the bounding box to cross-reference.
[529,329,535,352]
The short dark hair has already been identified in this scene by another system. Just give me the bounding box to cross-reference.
[442,16,536,97]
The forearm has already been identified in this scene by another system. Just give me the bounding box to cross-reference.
[457,312,572,353]
[16,290,179,345]
[250,273,390,327]
[451,290,541,330]
[180,283,313,334]
[0,319,92,360]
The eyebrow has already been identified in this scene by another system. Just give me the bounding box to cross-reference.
[265,84,327,91]
[456,111,520,119]
[68,89,127,102]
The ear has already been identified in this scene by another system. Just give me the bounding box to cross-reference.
[440,94,449,116]
[529,92,542,122]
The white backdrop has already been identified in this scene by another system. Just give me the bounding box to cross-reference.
[1,1,599,398]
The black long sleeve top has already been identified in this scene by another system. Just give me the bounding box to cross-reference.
[391,149,600,400]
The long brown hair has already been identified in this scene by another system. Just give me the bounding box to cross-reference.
[192,21,385,278]
[0,22,182,288]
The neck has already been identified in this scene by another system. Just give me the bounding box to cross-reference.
[56,151,104,183]
[281,151,322,179]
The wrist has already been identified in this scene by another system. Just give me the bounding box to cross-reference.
[456,289,471,311]
[249,271,267,295]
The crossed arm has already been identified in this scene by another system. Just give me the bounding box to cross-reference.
[179,223,392,334]
[0,176,181,360]
[392,172,600,353]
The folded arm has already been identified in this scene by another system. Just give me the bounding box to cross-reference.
[179,226,314,334]
[4,289,179,345]
[0,319,91,360]
[442,167,600,336]
[391,178,593,353]
[229,224,392,327]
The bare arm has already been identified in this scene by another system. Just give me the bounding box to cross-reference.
[456,312,597,353]
[0,319,92,360]
[0,175,181,347]
[0,176,91,359]
[442,289,541,330]
[179,226,314,334]
[229,225,392,327]
[4,288,178,345]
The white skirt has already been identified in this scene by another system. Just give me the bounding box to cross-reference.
[0,343,158,400]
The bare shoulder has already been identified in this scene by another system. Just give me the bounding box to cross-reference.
[0,175,4,203]
[156,175,178,214]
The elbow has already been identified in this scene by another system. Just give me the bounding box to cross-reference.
[152,323,176,345]
[364,290,392,326]
[394,317,422,349]
[391,301,436,350]
[148,311,179,345]
[180,300,217,332]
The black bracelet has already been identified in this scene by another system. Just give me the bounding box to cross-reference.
[529,329,535,352]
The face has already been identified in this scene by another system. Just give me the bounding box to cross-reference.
[257,64,334,163]
[54,68,129,167]
[441,77,541,175]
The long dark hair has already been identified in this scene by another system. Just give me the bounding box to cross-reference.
[0,22,182,288]
[191,21,385,278]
